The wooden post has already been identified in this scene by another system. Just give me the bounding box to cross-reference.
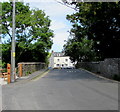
[19,64,22,77]
[14,68,16,80]
[7,63,11,84]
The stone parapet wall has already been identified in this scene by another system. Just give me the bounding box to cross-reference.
[100,58,120,78]
[18,62,46,76]
[77,58,120,78]
[76,62,100,73]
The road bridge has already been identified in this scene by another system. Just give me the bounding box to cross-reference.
[2,69,118,110]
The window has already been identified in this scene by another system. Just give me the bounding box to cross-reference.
[57,64,59,67]
[57,59,60,61]
[65,59,68,62]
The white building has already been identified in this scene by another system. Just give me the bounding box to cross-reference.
[49,52,75,68]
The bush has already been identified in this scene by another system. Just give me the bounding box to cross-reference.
[112,74,120,81]
[25,71,32,76]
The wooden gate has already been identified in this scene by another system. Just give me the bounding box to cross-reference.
[0,64,11,84]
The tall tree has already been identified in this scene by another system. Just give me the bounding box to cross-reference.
[64,37,95,63]
[64,2,120,60]
[1,2,53,66]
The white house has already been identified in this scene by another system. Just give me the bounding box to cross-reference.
[49,51,75,68]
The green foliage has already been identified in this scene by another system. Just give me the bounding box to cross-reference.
[64,37,96,62]
[0,60,2,69]
[65,2,120,61]
[1,2,53,67]
[46,52,52,66]
[2,43,11,66]
[25,71,32,76]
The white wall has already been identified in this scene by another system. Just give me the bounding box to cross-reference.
[54,56,74,68]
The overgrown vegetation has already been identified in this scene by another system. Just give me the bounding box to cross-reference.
[64,37,96,62]
[25,71,32,76]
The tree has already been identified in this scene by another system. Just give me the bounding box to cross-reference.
[64,37,96,63]
[64,2,120,60]
[1,2,53,67]
[1,2,31,39]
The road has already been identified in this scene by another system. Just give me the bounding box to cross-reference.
[2,69,118,110]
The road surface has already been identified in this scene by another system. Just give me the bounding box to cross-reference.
[2,69,118,110]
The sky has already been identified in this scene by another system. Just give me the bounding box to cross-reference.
[24,0,75,52]
[2,0,75,52]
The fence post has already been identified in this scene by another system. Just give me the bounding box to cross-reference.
[7,63,11,84]
[14,68,17,80]
[19,64,22,77]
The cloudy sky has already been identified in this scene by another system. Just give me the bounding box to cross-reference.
[2,0,75,52]
[25,0,75,52]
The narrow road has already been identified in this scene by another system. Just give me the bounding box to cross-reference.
[2,69,118,110]
[0,85,2,111]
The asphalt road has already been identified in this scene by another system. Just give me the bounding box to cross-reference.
[0,85,2,111]
[2,69,118,110]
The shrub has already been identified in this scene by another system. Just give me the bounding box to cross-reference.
[112,74,120,81]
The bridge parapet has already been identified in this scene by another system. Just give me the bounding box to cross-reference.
[77,58,120,79]
[18,62,46,76]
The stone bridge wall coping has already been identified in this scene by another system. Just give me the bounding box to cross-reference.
[18,62,46,76]
[18,62,45,64]
[77,58,120,78]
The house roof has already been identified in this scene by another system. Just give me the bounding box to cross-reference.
[52,52,65,57]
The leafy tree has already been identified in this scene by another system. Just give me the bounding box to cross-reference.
[1,2,53,67]
[1,2,31,39]
[64,2,120,60]
[64,37,96,63]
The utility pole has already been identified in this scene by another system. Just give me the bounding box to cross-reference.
[11,0,16,83]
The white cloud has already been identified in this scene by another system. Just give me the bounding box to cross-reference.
[52,32,69,51]
[25,0,56,3]
[2,0,55,2]
[2,0,74,52]
[26,1,74,52]
[50,20,67,31]
[53,32,69,42]
[28,1,75,17]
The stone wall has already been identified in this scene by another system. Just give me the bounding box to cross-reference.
[77,58,120,78]
[18,62,46,76]
[76,62,100,73]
